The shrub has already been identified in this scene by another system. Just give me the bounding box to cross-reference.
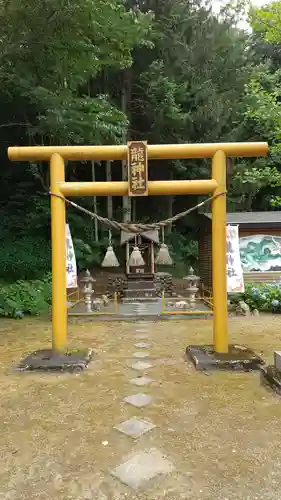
[0,237,51,282]
[230,279,281,313]
[73,236,110,270]
[0,274,52,318]
[159,233,199,277]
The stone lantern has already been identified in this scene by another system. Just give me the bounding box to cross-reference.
[80,270,95,313]
[183,267,200,310]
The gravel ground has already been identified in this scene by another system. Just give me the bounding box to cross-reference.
[1,315,281,500]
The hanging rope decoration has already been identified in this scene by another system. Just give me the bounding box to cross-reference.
[49,191,226,234]
[155,227,173,266]
[128,235,145,267]
[101,230,120,268]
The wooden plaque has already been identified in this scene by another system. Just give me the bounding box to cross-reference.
[127,141,148,196]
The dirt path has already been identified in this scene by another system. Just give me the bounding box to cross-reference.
[1,316,281,499]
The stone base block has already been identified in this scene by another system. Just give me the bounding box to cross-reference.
[17,348,93,373]
[186,344,264,371]
[261,365,281,395]
[274,351,281,372]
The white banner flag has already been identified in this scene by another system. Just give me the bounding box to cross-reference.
[66,224,77,289]
[226,225,244,293]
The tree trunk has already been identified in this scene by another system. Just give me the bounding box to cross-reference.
[166,170,174,233]
[106,160,113,219]
[226,157,233,189]
[121,71,131,222]
[132,198,136,221]
[91,160,99,242]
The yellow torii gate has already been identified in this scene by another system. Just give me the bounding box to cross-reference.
[8,142,268,365]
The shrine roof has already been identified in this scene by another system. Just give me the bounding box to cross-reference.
[201,211,281,228]
[120,230,159,245]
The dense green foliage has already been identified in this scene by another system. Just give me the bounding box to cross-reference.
[1,237,51,281]
[0,275,52,318]
[1,0,281,290]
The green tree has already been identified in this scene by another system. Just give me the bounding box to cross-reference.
[251,1,281,44]
[1,0,275,282]
[126,0,251,224]
[0,0,153,279]
[131,0,250,159]
[228,6,281,211]
[0,0,152,146]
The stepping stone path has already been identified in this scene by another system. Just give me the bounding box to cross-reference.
[111,448,174,490]
[129,361,153,371]
[114,417,155,438]
[110,321,174,492]
[124,393,153,407]
[130,376,154,386]
[133,351,150,358]
[135,342,151,348]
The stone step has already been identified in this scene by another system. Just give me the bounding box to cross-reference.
[122,297,159,304]
[126,281,156,290]
[124,289,157,299]
[127,273,154,280]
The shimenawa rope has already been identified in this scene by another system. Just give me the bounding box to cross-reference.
[49,191,226,234]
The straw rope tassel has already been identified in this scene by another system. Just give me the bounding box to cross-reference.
[128,235,145,267]
[155,227,173,265]
[101,231,120,267]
